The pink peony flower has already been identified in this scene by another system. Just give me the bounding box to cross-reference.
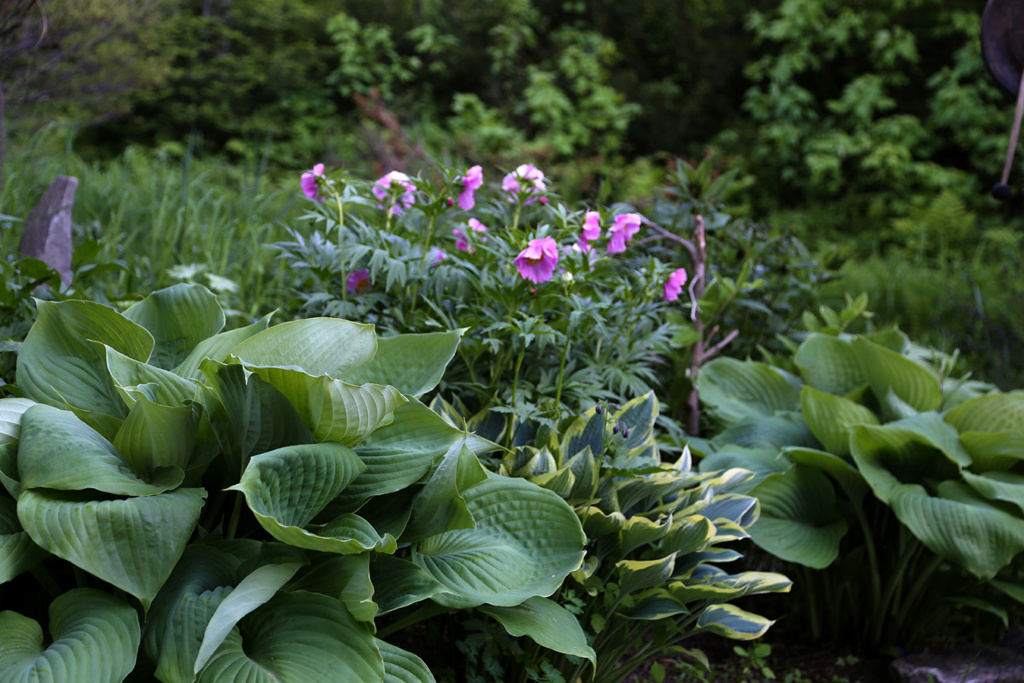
[429,247,448,265]
[346,269,372,294]
[502,164,547,204]
[468,218,488,243]
[607,213,642,254]
[372,171,417,215]
[301,163,326,201]
[515,236,559,284]
[664,268,688,302]
[458,165,483,210]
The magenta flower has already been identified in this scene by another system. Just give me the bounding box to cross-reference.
[346,269,372,294]
[300,163,326,201]
[515,236,559,284]
[458,165,483,210]
[468,218,488,242]
[430,247,449,265]
[453,228,472,253]
[372,171,417,215]
[582,211,601,241]
[607,213,643,254]
[664,268,688,302]
[502,164,547,204]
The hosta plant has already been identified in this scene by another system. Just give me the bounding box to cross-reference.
[696,300,1024,649]
[431,393,792,683]
[0,283,591,682]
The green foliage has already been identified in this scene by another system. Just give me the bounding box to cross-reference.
[0,283,593,681]
[432,393,790,683]
[327,12,417,101]
[698,299,1024,649]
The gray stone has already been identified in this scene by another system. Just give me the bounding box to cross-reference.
[18,175,77,285]
[891,645,1024,683]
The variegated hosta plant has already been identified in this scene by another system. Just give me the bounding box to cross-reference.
[432,393,791,683]
[697,305,1024,649]
[0,283,589,683]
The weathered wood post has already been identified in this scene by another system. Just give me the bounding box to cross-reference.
[18,175,77,285]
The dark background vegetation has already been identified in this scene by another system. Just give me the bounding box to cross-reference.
[2,0,1023,388]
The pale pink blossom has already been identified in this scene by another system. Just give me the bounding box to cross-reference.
[502,164,547,204]
[664,268,688,302]
[372,171,417,215]
[515,237,559,284]
[582,211,601,241]
[301,163,326,201]
[458,165,483,210]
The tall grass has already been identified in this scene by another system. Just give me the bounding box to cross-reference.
[0,125,303,321]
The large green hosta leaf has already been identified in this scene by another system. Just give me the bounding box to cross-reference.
[480,596,596,668]
[18,488,206,607]
[851,337,942,413]
[944,393,1024,434]
[104,346,198,408]
[0,497,47,584]
[113,396,200,476]
[231,443,395,555]
[230,318,377,377]
[885,481,1024,580]
[403,443,487,542]
[195,591,384,683]
[173,314,273,381]
[800,386,878,457]
[748,465,847,568]
[698,358,801,428]
[18,404,183,496]
[343,330,463,398]
[17,299,153,418]
[122,284,225,370]
[0,588,140,683]
[377,640,435,683]
[0,398,33,446]
[793,333,865,396]
[414,477,585,607]
[244,364,405,446]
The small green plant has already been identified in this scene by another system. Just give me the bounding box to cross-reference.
[733,642,775,680]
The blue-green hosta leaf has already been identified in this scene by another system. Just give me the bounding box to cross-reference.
[945,392,1024,435]
[377,640,436,683]
[336,400,496,509]
[144,544,242,683]
[192,562,304,675]
[698,358,801,428]
[0,445,18,499]
[565,447,600,502]
[959,432,1024,472]
[404,443,487,542]
[668,570,791,603]
[749,465,847,569]
[0,589,140,683]
[18,488,207,607]
[696,446,789,491]
[529,466,575,498]
[698,493,759,528]
[230,318,377,378]
[414,477,585,607]
[623,593,690,620]
[479,597,596,668]
[122,284,225,370]
[343,330,463,397]
[793,333,864,396]
[560,411,605,466]
[173,314,274,381]
[284,554,378,622]
[851,414,969,504]
[370,556,446,615]
[852,337,942,413]
[17,299,153,418]
[661,516,715,556]
[710,413,819,452]
[696,603,773,640]
[18,404,183,496]
[800,385,879,457]
[0,497,46,584]
[887,480,1024,580]
[200,361,315,474]
[105,345,198,408]
[620,514,674,556]
[0,398,34,446]
[195,591,383,683]
[113,396,200,476]
[614,392,660,463]
[961,471,1024,516]
[244,364,405,445]
[784,447,868,505]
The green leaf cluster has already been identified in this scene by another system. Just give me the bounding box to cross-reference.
[0,282,591,682]
[698,300,1024,648]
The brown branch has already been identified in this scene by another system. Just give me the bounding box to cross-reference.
[705,329,739,361]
